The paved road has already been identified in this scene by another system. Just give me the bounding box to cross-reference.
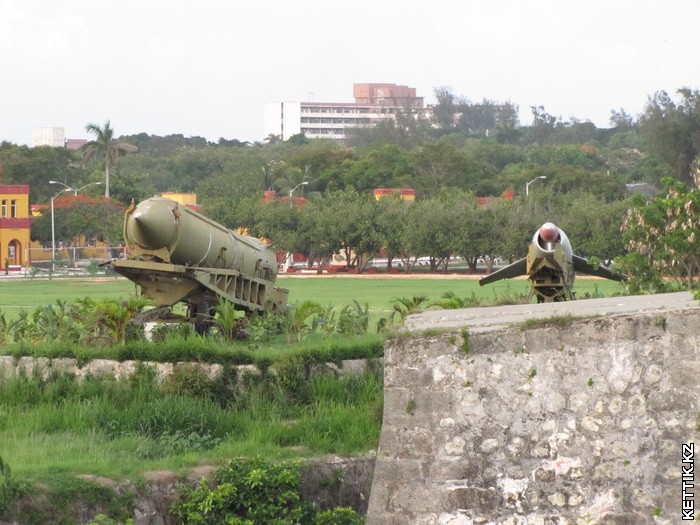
[404,291,700,333]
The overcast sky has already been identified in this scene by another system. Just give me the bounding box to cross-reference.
[1,0,698,146]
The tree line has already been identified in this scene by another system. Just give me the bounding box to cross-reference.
[0,87,697,287]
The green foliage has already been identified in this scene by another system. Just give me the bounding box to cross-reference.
[214,297,248,342]
[72,297,152,345]
[149,322,195,343]
[171,456,362,525]
[405,399,416,415]
[87,515,134,525]
[162,363,214,399]
[614,252,669,295]
[284,300,325,342]
[0,458,131,525]
[0,455,24,515]
[388,294,428,323]
[639,88,700,185]
[336,301,370,335]
[315,507,364,525]
[460,328,470,354]
[431,290,480,309]
[3,301,81,345]
[621,175,700,288]
[31,194,125,247]
[490,285,530,306]
[518,314,586,331]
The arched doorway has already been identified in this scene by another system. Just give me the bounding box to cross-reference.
[7,239,21,266]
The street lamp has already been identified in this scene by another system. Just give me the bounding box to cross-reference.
[526,176,546,196]
[289,181,309,198]
[49,181,102,271]
[282,182,309,273]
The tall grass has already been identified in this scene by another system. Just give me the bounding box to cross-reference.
[0,367,383,479]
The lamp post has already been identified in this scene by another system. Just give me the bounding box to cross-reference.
[49,181,102,271]
[526,176,546,196]
[282,182,309,272]
[289,181,309,198]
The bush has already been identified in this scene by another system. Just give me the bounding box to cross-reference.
[171,457,363,525]
[315,507,364,525]
[162,363,214,399]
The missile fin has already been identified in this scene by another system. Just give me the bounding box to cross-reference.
[572,254,628,281]
[479,257,527,286]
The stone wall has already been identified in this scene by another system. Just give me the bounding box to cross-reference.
[0,356,375,383]
[367,310,699,525]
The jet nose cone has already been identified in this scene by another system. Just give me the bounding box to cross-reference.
[539,223,559,242]
[126,200,178,249]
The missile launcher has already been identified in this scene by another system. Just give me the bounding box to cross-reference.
[111,197,288,331]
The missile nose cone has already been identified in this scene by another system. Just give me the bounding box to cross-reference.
[126,200,178,250]
[539,223,559,242]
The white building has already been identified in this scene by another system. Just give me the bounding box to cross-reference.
[265,83,427,141]
[32,127,66,147]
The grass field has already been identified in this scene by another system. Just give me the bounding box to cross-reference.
[0,273,628,511]
[0,274,627,323]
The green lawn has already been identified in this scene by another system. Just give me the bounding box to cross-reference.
[0,274,626,322]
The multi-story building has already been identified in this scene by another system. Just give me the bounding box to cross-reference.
[32,127,66,147]
[265,83,427,141]
[32,128,87,149]
[0,185,31,270]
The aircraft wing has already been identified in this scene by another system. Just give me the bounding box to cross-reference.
[572,255,628,281]
[479,257,527,286]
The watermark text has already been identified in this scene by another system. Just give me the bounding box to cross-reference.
[682,443,694,520]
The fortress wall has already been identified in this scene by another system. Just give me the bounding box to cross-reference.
[367,310,699,525]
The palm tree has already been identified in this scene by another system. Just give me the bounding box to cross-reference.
[263,133,281,145]
[83,120,137,197]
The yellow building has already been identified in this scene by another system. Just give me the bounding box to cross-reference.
[0,185,31,270]
[159,192,201,211]
[373,188,416,201]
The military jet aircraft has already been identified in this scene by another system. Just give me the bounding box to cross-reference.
[479,222,627,302]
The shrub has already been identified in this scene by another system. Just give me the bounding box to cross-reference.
[336,301,370,336]
[214,297,249,342]
[171,457,362,525]
[315,507,364,525]
[162,363,213,399]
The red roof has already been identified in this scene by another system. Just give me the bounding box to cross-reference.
[0,185,30,195]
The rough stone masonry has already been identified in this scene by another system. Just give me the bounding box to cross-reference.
[366,306,699,525]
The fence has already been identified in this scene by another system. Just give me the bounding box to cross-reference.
[26,245,127,266]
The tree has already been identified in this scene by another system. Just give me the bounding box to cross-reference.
[557,192,630,260]
[406,194,463,272]
[432,86,458,131]
[264,133,282,145]
[621,171,700,288]
[0,143,89,204]
[457,99,518,137]
[30,195,125,265]
[341,144,414,191]
[528,105,564,144]
[639,88,700,185]
[410,141,476,196]
[609,108,635,130]
[375,194,413,271]
[83,120,137,198]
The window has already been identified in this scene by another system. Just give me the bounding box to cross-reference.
[10,200,17,218]
[1,200,6,218]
